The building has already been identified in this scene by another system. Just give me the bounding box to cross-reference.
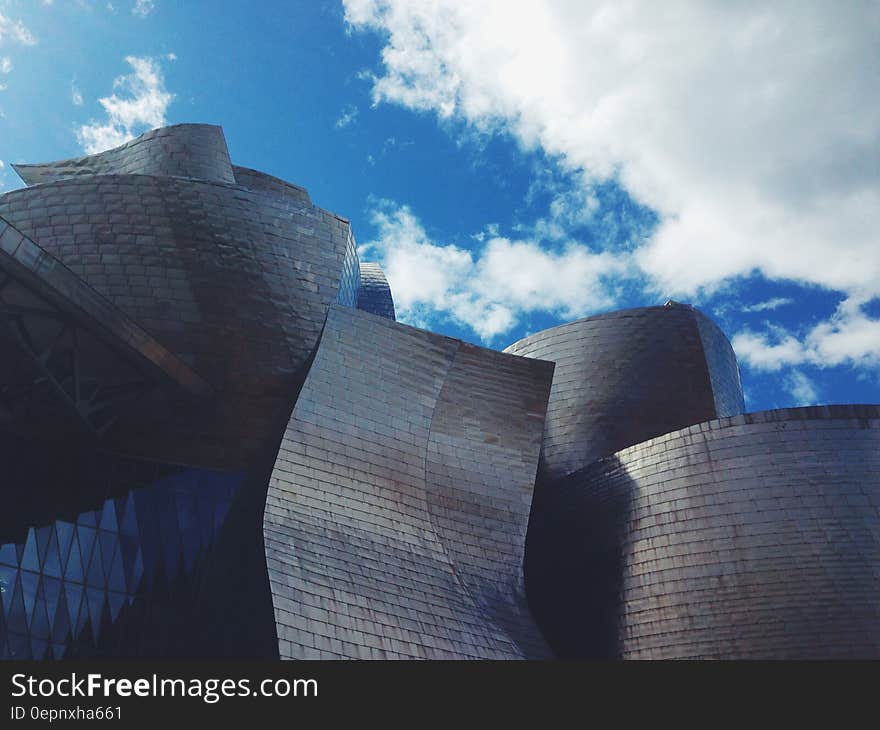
[0,124,876,660]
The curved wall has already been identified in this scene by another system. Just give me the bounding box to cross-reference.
[264,305,554,659]
[0,173,357,466]
[356,262,396,320]
[13,124,236,186]
[0,122,370,661]
[504,304,744,482]
[526,405,880,659]
[12,121,872,663]
[424,342,552,657]
[0,216,209,397]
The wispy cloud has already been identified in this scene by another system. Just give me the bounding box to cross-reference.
[0,11,35,91]
[71,83,83,106]
[335,104,359,129]
[742,297,793,313]
[359,200,626,341]
[0,13,37,94]
[784,370,819,406]
[132,0,155,18]
[77,56,174,154]
[0,12,37,47]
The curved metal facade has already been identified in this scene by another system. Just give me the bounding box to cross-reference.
[1,122,877,661]
[232,165,311,204]
[0,124,364,659]
[0,149,357,467]
[264,305,553,658]
[504,304,744,482]
[0,216,212,443]
[13,124,236,186]
[0,217,208,395]
[526,405,880,659]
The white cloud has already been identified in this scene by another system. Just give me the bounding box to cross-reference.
[77,56,174,154]
[741,297,794,313]
[784,370,819,406]
[0,12,36,47]
[335,104,359,129]
[71,84,83,106]
[732,328,807,372]
[733,298,880,372]
[132,0,155,18]
[808,299,880,369]
[344,1,880,303]
[0,12,34,91]
[0,159,5,168]
[360,201,626,340]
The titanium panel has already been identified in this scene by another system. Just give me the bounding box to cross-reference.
[527,405,880,659]
[504,304,743,481]
[264,305,553,659]
[13,124,236,186]
[232,166,311,204]
[0,172,357,466]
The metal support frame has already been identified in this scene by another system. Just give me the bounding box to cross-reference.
[0,272,157,437]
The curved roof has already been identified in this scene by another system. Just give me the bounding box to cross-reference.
[504,304,744,480]
[13,124,236,186]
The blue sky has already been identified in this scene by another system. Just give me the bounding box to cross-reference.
[0,0,877,412]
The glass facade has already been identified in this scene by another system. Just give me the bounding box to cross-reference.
[356,262,396,320]
[0,438,243,659]
[335,230,361,308]
[694,310,746,417]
